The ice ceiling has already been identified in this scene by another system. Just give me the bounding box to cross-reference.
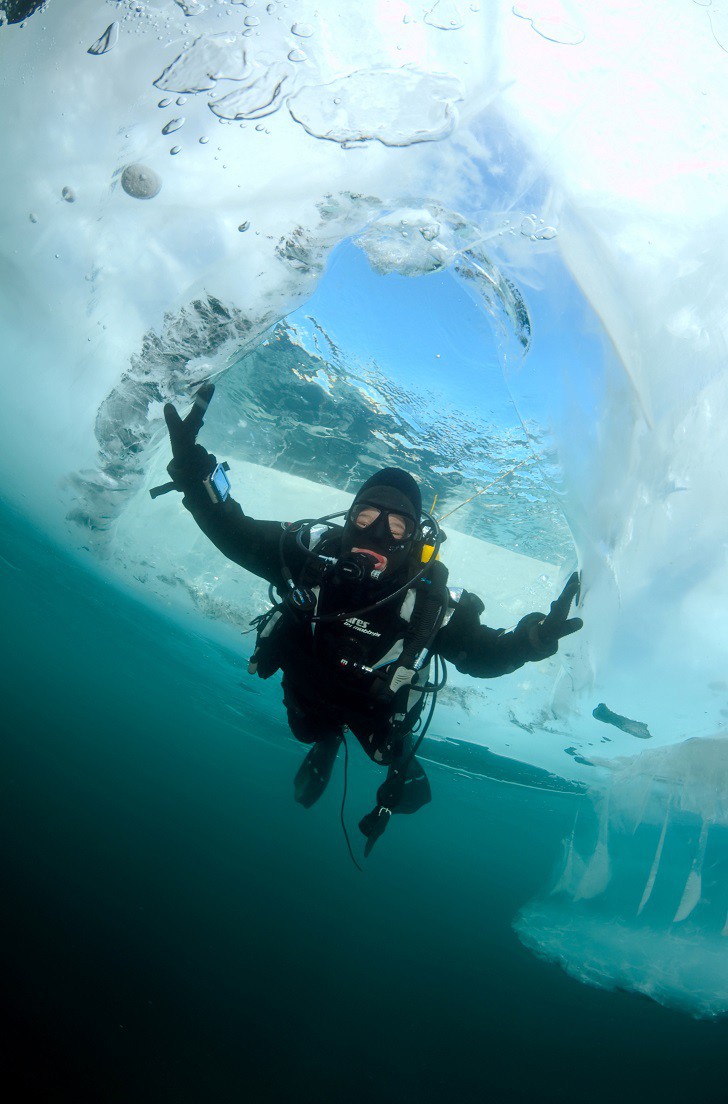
[2,0,728,1017]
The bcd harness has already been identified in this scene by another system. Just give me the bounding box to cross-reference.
[247,526,455,751]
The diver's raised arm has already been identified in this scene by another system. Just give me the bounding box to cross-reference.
[436,572,583,678]
[158,386,294,587]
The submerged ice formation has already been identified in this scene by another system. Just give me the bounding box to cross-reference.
[511,1,585,46]
[288,69,463,147]
[154,32,250,92]
[516,736,728,1018]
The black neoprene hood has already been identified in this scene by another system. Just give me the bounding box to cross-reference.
[352,467,422,521]
[340,468,423,572]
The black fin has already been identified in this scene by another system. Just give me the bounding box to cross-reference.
[293,736,342,808]
[359,807,392,856]
[377,758,432,815]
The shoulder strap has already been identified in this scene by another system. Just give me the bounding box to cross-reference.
[397,560,450,671]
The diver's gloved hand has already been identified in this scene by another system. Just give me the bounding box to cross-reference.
[166,442,218,494]
[525,571,583,657]
[163,383,217,494]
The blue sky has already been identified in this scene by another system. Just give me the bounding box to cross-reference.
[288,236,609,448]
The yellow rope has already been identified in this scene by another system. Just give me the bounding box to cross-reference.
[435,457,531,523]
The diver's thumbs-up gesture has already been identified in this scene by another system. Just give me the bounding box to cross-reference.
[534,572,583,655]
[163,383,217,494]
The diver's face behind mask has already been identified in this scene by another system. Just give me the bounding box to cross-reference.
[353,506,415,543]
[340,484,420,582]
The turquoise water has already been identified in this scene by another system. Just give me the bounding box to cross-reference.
[3,495,727,1102]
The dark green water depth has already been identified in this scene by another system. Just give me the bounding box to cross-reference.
[1,497,726,1103]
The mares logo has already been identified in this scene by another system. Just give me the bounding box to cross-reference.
[344,617,381,638]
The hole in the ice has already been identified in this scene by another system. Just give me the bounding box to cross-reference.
[203,238,575,567]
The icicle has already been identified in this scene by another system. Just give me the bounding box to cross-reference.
[637,796,671,916]
[673,819,710,924]
[575,795,611,901]
[551,809,579,896]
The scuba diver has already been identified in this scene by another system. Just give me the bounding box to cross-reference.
[156,384,583,855]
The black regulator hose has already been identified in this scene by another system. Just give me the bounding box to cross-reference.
[277,511,444,624]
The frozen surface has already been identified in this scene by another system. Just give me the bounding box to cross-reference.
[2,0,728,1017]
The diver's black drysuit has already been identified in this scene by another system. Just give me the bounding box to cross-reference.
[161,386,581,847]
[179,481,558,764]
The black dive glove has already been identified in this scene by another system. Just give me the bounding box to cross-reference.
[163,383,217,494]
[524,571,583,658]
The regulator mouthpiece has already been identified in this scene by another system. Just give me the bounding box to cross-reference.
[333,552,384,584]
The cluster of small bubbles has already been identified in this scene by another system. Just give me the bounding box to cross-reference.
[520,215,558,240]
[170,145,182,155]
[158,97,172,108]
[287,48,306,61]
[420,225,439,241]
[176,95,187,106]
[238,220,250,232]
[199,135,210,144]
[61,186,76,203]
[162,117,185,134]
[291,21,314,36]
